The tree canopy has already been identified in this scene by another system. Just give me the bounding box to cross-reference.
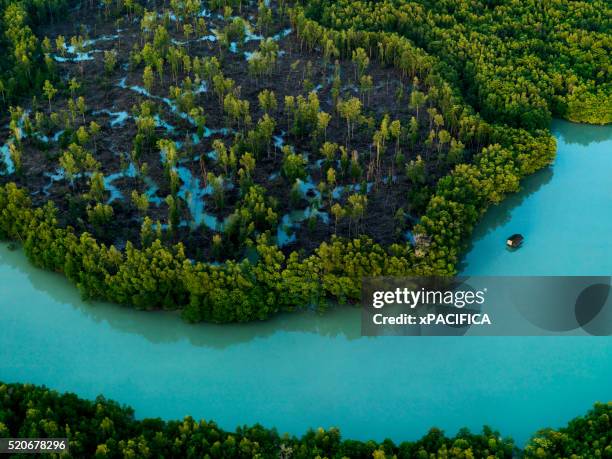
[2,382,609,458]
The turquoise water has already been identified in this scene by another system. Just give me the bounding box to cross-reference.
[461,120,612,275]
[0,120,611,446]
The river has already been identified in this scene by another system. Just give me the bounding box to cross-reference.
[1,120,611,446]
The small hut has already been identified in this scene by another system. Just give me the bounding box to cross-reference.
[506,234,524,248]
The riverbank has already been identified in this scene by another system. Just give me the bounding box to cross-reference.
[1,120,611,447]
[2,241,612,447]
[2,382,611,457]
[461,119,612,275]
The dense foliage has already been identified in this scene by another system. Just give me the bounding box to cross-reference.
[524,402,612,458]
[0,0,601,322]
[0,111,554,322]
[0,0,73,104]
[0,5,608,459]
[2,382,609,458]
[305,0,612,127]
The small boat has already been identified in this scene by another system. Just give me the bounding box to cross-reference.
[506,234,524,248]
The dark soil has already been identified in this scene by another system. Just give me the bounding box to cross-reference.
[0,0,479,262]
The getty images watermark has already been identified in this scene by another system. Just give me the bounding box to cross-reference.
[361,277,612,336]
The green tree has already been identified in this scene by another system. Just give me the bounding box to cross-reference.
[258,89,277,114]
[351,47,369,80]
[281,147,307,183]
[42,80,57,112]
[346,193,367,236]
[89,121,101,153]
[87,203,114,229]
[131,191,150,216]
[88,172,106,202]
[8,143,22,174]
[406,155,426,185]
[143,65,155,92]
[410,89,427,120]
[337,97,362,142]
[104,50,118,76]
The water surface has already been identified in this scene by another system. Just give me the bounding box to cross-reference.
[461,120,612,275]
[1,120,611,446]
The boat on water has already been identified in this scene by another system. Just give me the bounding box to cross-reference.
[506,234,524,248]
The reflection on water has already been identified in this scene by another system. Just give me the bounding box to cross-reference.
[464,167,554,248]
[461,119,612,276]
[1,119,612,447]
[552,119,612,146]
[0,243,360,349]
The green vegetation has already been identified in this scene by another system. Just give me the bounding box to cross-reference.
[0,5,612,458]
[305,0,611,127]
[1,382,610,458]
[0,0,70,104]
[0,0,605,323]
[525,402,612,458]
[0,4,608,458]
[0,182,413,321]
